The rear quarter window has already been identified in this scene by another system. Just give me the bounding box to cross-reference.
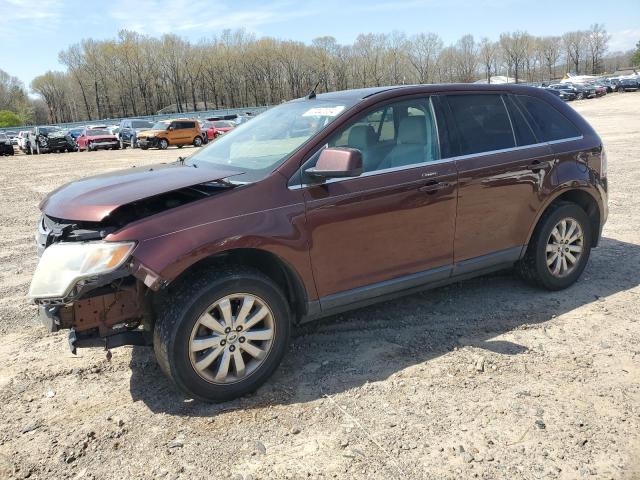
[515,95,581,142]
[446,94,516,155]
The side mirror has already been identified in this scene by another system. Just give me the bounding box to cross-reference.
[305,147,363,180]
[168,126,174,131]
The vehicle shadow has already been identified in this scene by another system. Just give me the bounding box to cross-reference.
[128,236,640,415]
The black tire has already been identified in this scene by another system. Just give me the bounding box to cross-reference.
[517,202,592,291]
[193,136,202,147]
[25,143,31,155]
[120,138,126,149]
[159,138,168,150]
[140,145,148,150]
[154,267,291,402]
[177,144,183,149]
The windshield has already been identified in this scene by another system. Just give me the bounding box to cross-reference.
[152,121,169,130]
[133,120,153,129]
[40,127,61,135]
[87,130,111,136]
[188,100,353,182]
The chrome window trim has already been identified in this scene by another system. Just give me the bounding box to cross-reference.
[288,130,583,190]
[501,95,518,147]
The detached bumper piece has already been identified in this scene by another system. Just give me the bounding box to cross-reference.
[68,328,152,355]
[39,281,153,354]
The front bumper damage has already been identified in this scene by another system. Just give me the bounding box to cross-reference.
[33,215,157,353]
[137,137,160,148]
[36,275,154,353]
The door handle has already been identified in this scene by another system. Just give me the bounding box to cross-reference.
[419,180,450,194]
[527,160,552,171]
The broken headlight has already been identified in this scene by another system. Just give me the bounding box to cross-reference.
[29,241,135,299]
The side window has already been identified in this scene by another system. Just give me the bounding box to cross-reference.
[503,96,538,146]
[515,95,581,142]
[447,94,515,155]
[326,98,440,173]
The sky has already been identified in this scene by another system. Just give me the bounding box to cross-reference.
[1,0,639,89]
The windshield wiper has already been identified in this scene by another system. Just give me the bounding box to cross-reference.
[206,178,237,188]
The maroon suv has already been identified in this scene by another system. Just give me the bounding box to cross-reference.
[29,84,608,402]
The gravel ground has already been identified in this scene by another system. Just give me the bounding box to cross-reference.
[0,93,639,480]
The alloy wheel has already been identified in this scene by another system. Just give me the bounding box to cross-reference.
[545,217,584,278]
[189,294,275,384]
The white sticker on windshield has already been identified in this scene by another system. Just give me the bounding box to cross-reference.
[302,106,345,117]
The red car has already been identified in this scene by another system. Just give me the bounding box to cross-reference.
[201,120,235,141]
[76,128,120,152]
[593,85,607,97]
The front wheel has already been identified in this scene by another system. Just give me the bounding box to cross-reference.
[154,267,291,402]
[193,136,202,147]
[120,138,126,149]
[517,202,592,290]
[158,138,168,150]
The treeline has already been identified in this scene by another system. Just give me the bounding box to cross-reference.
[0,69,49,127]
[26,25,638,124]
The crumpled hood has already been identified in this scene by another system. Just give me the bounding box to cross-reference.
[45,131,66,139]
[40,163,241,222]
[137,129,165,138]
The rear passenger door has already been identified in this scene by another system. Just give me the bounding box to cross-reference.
[444,93,555,268]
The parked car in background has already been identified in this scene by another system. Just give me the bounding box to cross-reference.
[29,84,608,402]
[598,79,614,93]
[26,126,78,155]
[542,87,575,101]
[547,84,577,101]
[65,127,84,141]
[16,130,30,152]
[118,119,154,149]
[201,120,235,141]
[76,127,120,152]
[590,84,607,97]
[615,78,639,92]
[0,133,14,156]
[137,119,203,150]
[4,131,18,145]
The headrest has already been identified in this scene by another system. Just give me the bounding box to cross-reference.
[347,125,376,150]
[398,116,427,145]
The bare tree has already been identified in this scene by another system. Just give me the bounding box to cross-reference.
[479,37,499,83]
[407,33,443,84]
[500,31,530,82]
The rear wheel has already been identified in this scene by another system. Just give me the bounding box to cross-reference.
[154,267,291,402]
[517,202,592,290]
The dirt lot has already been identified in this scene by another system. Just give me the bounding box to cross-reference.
[0,94,639,480]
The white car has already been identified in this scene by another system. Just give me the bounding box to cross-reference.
[17,131,31,152]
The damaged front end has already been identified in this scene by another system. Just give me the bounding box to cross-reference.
[30,163,241,353]
[32,216,154,353]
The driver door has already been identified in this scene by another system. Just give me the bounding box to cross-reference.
[298,97,458,307]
